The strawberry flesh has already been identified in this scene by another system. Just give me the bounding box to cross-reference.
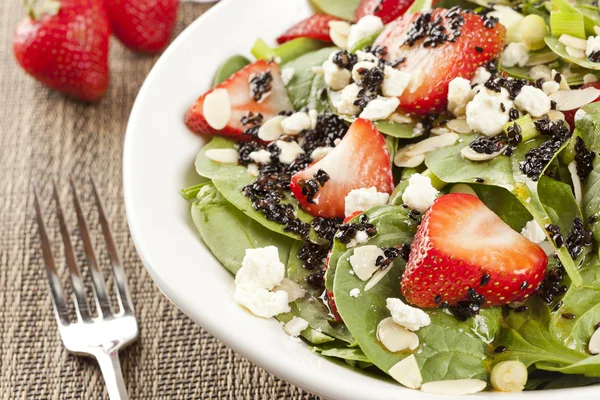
[402,193,547,308]
[277,14,339,44]
[374,8,506,115]
[290,118,394,218]
[185,60,293,139]
[355,0,415,24]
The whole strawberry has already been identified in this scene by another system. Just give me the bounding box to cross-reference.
[104,0,179,54]
[13,0,111,102]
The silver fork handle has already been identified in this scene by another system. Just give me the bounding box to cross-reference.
[96,350,128,400]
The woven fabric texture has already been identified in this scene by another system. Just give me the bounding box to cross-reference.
[0,3,319,399]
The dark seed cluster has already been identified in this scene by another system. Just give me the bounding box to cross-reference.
[589,50,600,63]
[335,221,378,244]
[403,7,465,48]
[536,266,567,305]
[448,288,484,321]
[469,135,505,154]
[545,223,563,248]
[301,113,348,154]
[565,217,593,259]
[297,169,330,204]
[484,76,527,99]
[520,116,571,180]
[375,247,402,270]
[479,8,499,29]
[399,243,411,261]
[574,136,596,181]
[241,111,263,126]
[332,50,358,71]
[249,71,273,102]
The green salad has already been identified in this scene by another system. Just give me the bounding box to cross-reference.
[182,0,600,395]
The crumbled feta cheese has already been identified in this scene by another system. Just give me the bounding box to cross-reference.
[382,66,410,97]
[345,187,390,216]
[234,246,290,318]
[542,80,560,95]
[275,140,305,164]
[335,83,361,115]
[311,146,333,161]
[401,173,439,213]
[258,115,286,141]
[249,149,272,164]
[520,220,546,244]
[502,43,529,67]
[348,15,383,50]
[346,230,369,248]
[514,86,551,117]
[529,65,552,81]
[356,50,378,63]
[471,67,492,86]
[466,88,513,136]
[329,20,351,49]
[352,61,378,83]
[281,112,311,135]
[447,77,472,116]
[281,67,295,85]
[308,109,319,130]
[349,288,361,298]
[359,96,400,120]
[205,148,239,164]
[322,53,352,90]
[203,88,231,130]
[349,245,385,281]
[584,73,599,84]
[284,317,309,337]
[386,298,431,331]
[247,163,259,177]
[587,35,600,58]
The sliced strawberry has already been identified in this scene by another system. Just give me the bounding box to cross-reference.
[290,118,394,218]
[277,14,339,44]
[374,9,506,115]
[185,60,293,139]
[402,193,547,308]
[355,0,414,24]
[563,82,600,129]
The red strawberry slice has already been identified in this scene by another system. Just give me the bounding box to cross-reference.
[277,14,339,44]
[185,60,293,140]
[374,8,506,115]
[355,0,415,24]
[563,82,600,130]
[402,193,547,308]
[290,118,394,218]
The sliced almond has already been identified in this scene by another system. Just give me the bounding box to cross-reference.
[568,161,582,206]
[203,88,231,130]
[430,127,450,135]
[547,110,565,122]
[550,87,600,111]
[349,245,384,281]
[404,133,460,158]
[450,184,478,196]
[205,148,239,164]
[247,163,259,176]
[420,379,487,395]
[584,73,599,84]
[377,317,420,352]
[257,115,286,141]
[524,51,559,66]
[274,278,306,302]
[281,112,311,135]
[329,20,351,49]
[589,327,600,354]
[559,34,588,50]
[388,355,422,389]
[461,145,506,161]
[446,118,472,134]
[394,152,425,168]
[565,45,586,59]
[365,263,393,291]
[388,112,413,124]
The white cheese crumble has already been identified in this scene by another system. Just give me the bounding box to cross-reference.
[281,67,295,85]
[205,148,239,164]
[501,43,529,67]
[347,15,383,50]
[447,77,472,116]
[322,52,352,90]
[349,288,361,298]
[514,86,551,117]
[529,65,552,81]
[349,245,385,281]
[586,35,600,58]
[346,230,369,248]
[520,220,546,244]
[248,149,272,164]
[203,88,231,130]
[329,20,351,50]
[382,66,410,97]
[466,88,513,136]
[386,298,431,331]
[344,187,390,216]
[284,317,309,337]
[308,109,318,130]
[234,246,290,318]
[335,83,361,115]
[542,81,560,96]
[247,163,259,177]
[359,96,400,120]
[310,146,333,161]
[281,112,311,135]
[275,140,305,164]
[471,67,492,86]
[356,50,378,63]
[401,173,439,213]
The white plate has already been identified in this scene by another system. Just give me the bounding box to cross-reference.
[123,1,600,398]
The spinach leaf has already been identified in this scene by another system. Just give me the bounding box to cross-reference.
[283,47,337,111]
[538,176,582,234]
[332,205,501,382]
[471,184,532,232]
[213,55,250,86]
[314,345,372,364]
[341,114,420,139]
[287,242,355,343]
[537,355,600,376]
[195,137,248,180]
[276,304,336,345]
[191,183,295,274]
[425,134,583,286]
[309,0,361,21]
[525,370,600,389]
[576,102,600,242]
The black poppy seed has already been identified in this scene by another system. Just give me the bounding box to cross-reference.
[574,137,595,181]
[483,15,499,28]
[588,216,597,224]
[359,214,369,223]
[588,50,600,63]
[332,50,357,70]
[520,281,528,290]
[240,111,263,126]
[562,313,577,320]
[554,73,562,83]
[565,217,593,258]
[400,243,411,261]
[500,102,506,112]
[375,255,385,267]
[475,178,485,183]
[475,46,483,53]
[515,305,529,313]
[439,301,449,309]
[480,274,491,286]
[552,301,564,312]
[553,233,564,247]
[494,346,507,353]
[408,209,422,221]
[545,224,561,235]
[434,294,443,304]
[550,100,557,110]
[366,225,378,236]
[509,108,519,121]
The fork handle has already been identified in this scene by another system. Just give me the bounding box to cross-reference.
[96,350,129,400]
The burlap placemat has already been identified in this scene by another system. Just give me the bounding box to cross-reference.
[0,3,320,399]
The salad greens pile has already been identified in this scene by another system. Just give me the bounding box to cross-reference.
[183,0,600,393]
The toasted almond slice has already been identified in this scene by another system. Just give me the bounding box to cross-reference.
[404,133,460,158]
[490,361,528,392]
[461,145,506,161]
[365,264,393,291]
[329,21,350,49]
[205,148,239,164]
[388,355,423,389]
[377,317,420,352]
[349,245,385,281]
[393,152,425,168]
[274,278,306,302]
[450,184,478,196]
[568,161,582,206]
[584,73,599,84]
[566,45,586,59]
[524,51,559,66]
[430,127,451,135]
[590,327,600,354]
[446,118,472,134]
[388,112,413,124]
[559,34,588,50]
[420,379,487,395]
[547,110,565,121]
[247,163,259,176]
[203,88,231,130]
[550,87,600,111]
[258,115,286,141]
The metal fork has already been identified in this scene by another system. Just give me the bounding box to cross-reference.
[33,177,138,400]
